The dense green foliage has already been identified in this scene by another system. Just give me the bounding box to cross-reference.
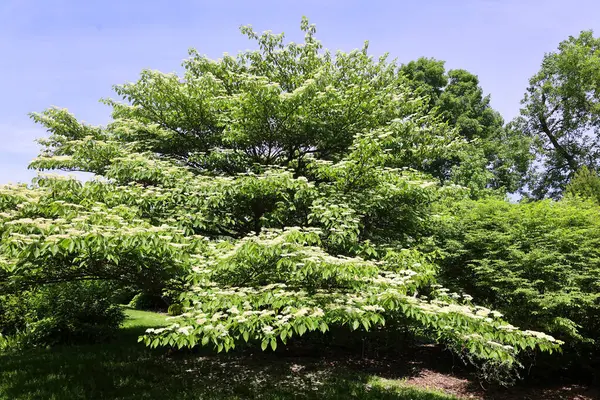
[565,166,600,204]
[434,198,600,368]
[167,303,184,316]
[0,19,562,379]
[128,292,168,311]
[0,281,124,349]
[400,58,531,192]
[515,30,600,198]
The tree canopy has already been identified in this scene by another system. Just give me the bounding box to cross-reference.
[515,30,600,198]
[0,18,561,374]
[400,58,531,193]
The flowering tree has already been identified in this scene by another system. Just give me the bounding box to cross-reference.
[0,18,559,371]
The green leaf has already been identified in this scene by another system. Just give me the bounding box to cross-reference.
[297,324,306,336]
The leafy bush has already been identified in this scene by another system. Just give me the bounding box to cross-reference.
[0,282,125,349]
[434,197,600,370]
[0,293,27,336]
[167,304,183,316]
[128,292,167,311]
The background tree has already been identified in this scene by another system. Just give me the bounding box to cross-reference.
[400,58,531,193]
[515,30,600,199]
[565,166,600,204]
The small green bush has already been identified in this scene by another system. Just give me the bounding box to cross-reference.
[0,293,27,337]
[167,303,183,316]
[0,281,124,349]
[128,292,166,311]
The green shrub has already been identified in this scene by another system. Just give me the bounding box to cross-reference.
[167,303,183,316]
[128,292,166,311]
[0,293,27,337]
[0,281,125,349]
[434,197,600,372]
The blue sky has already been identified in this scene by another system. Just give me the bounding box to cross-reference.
[1,0,599,184]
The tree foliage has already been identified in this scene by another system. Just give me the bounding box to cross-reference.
[0,19,561,373]
[565,166,600,204]
[515,30,600,198]
[400,58,531,193]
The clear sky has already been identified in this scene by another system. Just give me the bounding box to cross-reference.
[1,0,599,184]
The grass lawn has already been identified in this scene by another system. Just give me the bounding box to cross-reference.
[0,308,458,400]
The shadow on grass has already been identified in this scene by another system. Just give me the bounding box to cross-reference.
[0,329,456,400]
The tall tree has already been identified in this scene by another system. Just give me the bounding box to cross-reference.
[515,30,600,199]
[0,19,559,372]
[400,58,531,193]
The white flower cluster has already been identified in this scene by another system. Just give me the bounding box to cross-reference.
[523,330,557,342]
